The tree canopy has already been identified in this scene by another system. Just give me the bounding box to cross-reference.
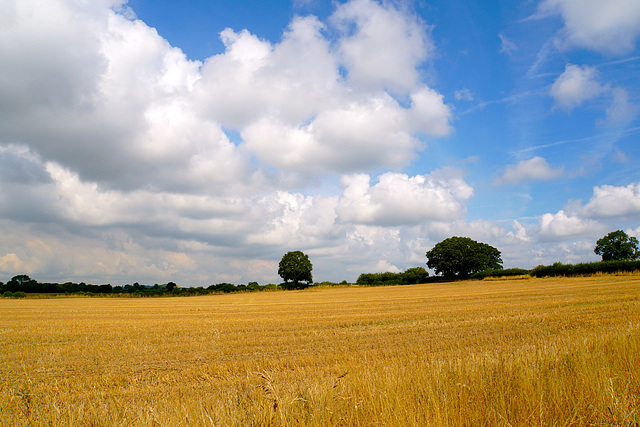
[426,236,502,279]
[278,251,313,288]
[356,267,429,286]
[594,230,640,261]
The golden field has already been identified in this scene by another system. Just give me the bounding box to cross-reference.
[1,275,639,426]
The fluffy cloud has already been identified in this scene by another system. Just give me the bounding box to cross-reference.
[604,87,638,124]
[535,182,640,242]
[549,64,603,110]
[1,0,452,193]
[538,210,604,241]
[496,157,564,185]
[0,153,479,283]
[0,0,459,285]
[549,65,637,124]
[337,170,473,226]
[539,0,640,55]
[582,183,640,218]
[331,0,433,94]
[195,16,341,129]
[242,89,451,173]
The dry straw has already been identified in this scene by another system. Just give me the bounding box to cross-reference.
[1,275,638,425]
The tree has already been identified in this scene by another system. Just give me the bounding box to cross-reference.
[4,275,36,292]
[278,251,313,289]
[401,267,429,285]
[426,236,502,279]
[594,230,640,261]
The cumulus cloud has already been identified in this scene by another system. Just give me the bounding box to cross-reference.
[539,0,640,55]
[549,64,603,110]
[1,0,452,192]
[196,16,341,129]
[495,157,564,185]
[336,170,473,226]
[242,94,417,173]
[242,89,451,173]
[604,87,638,124]
[535,182,640,242]
[8,0,636,285]
[581,182,640,218]
[549,64,637,124]
[538,210,604,241]
[0,0,459,285]
[331,0,433,94]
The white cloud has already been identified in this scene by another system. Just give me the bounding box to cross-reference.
[4,0,636,286]
[407,88,453,137]
[337,170,473,226]
[454,88,474,102]
[0,253,30,275]
[0,0,460,285]
[496,157,564,184]
[534,182,640,243]
[508,220,530,242]
[331,0,433,94]
[539,0,640,55]
[247,191,340,247]
[549,65,637,124]
[374,260,401,273]
[604,87,638,124]
[242,90,451,173]
[538,210,605,241]
[196,16,341,129]
[549,64,603,110]
[581,182,640,218]
[499,33,518,54]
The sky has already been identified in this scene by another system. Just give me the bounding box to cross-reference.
[1,0,639,286]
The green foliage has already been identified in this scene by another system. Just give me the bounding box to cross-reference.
[470,268,531,279]
[531,260,640,277]
[207,283,238,293]
[594,230,640,261]
[356,267,429,286]
[278,251,313,288]
[0,275,276,297]
[2,291,26,298]
[426,236,503,279]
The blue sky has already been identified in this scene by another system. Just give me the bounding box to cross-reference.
[0,0,639,286]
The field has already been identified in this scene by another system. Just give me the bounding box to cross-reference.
[1,275,639,426]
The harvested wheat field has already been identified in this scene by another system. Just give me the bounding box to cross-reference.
[1,275,639,426]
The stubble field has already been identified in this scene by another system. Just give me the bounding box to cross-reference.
[1,275,639,426]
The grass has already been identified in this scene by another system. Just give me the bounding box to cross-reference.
[1,275,639,426]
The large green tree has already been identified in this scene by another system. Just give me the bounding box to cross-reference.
[426,236,502,279]
[594,230,640,261]
[278,251,313,289]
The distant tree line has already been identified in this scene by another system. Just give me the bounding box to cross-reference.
[0,275,280,298]
[530,260,640,277]
[2,230,637,298]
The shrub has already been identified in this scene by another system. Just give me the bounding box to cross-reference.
[531,261,640,277]
[3,291,26,298]
[471,268,531,279]
[356,267,429,286]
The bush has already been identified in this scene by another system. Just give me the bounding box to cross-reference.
[3,291,26,298]
[531,261,640,277]
[471,268,531,279]
[356,267,429,286]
